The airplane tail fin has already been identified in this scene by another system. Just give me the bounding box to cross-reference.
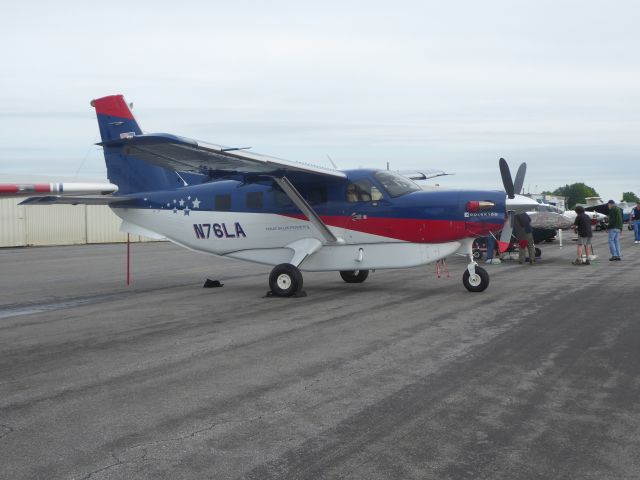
[92,94,183,194]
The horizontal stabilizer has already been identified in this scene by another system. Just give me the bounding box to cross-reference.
[19,195,127,206]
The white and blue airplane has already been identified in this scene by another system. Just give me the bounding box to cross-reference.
[1,95,522,296]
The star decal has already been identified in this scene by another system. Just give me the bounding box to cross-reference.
[166,202,170,207]
[179,199,185,207]
[187,196,191,200]
[173,208,178,214]
[192,198,201,209]
[183,207,191,216]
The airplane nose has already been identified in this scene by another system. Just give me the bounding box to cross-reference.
[463,196,506,237]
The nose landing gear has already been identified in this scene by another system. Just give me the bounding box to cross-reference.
[463,266,490,292]
[462,241,490,292]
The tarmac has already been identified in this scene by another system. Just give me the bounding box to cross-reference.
[0,231,639,479]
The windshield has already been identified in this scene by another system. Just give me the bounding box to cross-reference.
[373,171,422,198]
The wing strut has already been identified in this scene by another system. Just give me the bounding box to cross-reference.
[272,177,340,244]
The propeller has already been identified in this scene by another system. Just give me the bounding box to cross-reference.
[498,213,514,253]
[513,162,527,196]
[499,158,514,199]
[497,158,527,252]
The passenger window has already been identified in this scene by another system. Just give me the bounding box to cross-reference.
[215,194,231,211]
[302,187,327,205]
[246,191,263,209]
[273,189,293,207]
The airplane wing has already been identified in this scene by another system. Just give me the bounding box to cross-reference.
[99,133,346,179]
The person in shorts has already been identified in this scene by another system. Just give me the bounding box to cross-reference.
[573,205,593,265]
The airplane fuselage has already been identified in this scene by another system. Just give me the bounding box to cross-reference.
[111,169,506,271]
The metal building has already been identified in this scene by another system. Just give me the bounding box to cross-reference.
[0,199,160,247]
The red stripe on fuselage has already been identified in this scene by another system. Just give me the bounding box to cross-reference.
[91,95,134,120]
[282,214,504,243]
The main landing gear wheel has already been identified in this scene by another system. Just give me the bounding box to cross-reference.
[339,270,369,283]
[463,266,490,292]
[269,263,303,297]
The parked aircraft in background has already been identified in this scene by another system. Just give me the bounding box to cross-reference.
[527,203,574,231]
[563,209,608,229]
[1,94,526,295]
[585,202,634,229]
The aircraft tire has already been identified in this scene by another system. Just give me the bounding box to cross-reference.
[462,266,489,292]
[339,270,369,283]
[269,263,303,297]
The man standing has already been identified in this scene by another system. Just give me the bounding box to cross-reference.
[630,201,640,244]
[572,206,593,265]
[514,212,536,265]
[607,200,623,261]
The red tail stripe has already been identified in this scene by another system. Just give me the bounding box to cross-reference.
[91,95,134,120]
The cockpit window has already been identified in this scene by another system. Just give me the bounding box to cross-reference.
[373,171,421,197]
[346,179,383,203]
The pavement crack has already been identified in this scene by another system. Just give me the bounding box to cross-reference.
[79,453,123,480]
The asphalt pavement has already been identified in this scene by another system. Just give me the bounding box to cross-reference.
[1,231,639,479]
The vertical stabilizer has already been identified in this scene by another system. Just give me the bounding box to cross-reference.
[92,94,183,194]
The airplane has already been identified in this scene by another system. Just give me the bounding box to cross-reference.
[562,209,608,229]
[527,203,574,231]
[0,94,521,296]
[584,201,635,230]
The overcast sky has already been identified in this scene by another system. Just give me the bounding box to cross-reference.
[1,0,639,200]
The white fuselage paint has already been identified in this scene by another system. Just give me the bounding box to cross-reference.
[113,207,462,271]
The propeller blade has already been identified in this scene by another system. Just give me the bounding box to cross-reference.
[513,162,527,196]
[499,157,515,199]
[498,212,514,252]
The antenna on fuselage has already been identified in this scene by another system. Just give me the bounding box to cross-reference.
[326,155,338,170]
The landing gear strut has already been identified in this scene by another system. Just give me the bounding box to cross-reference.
[269,263,303,297]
